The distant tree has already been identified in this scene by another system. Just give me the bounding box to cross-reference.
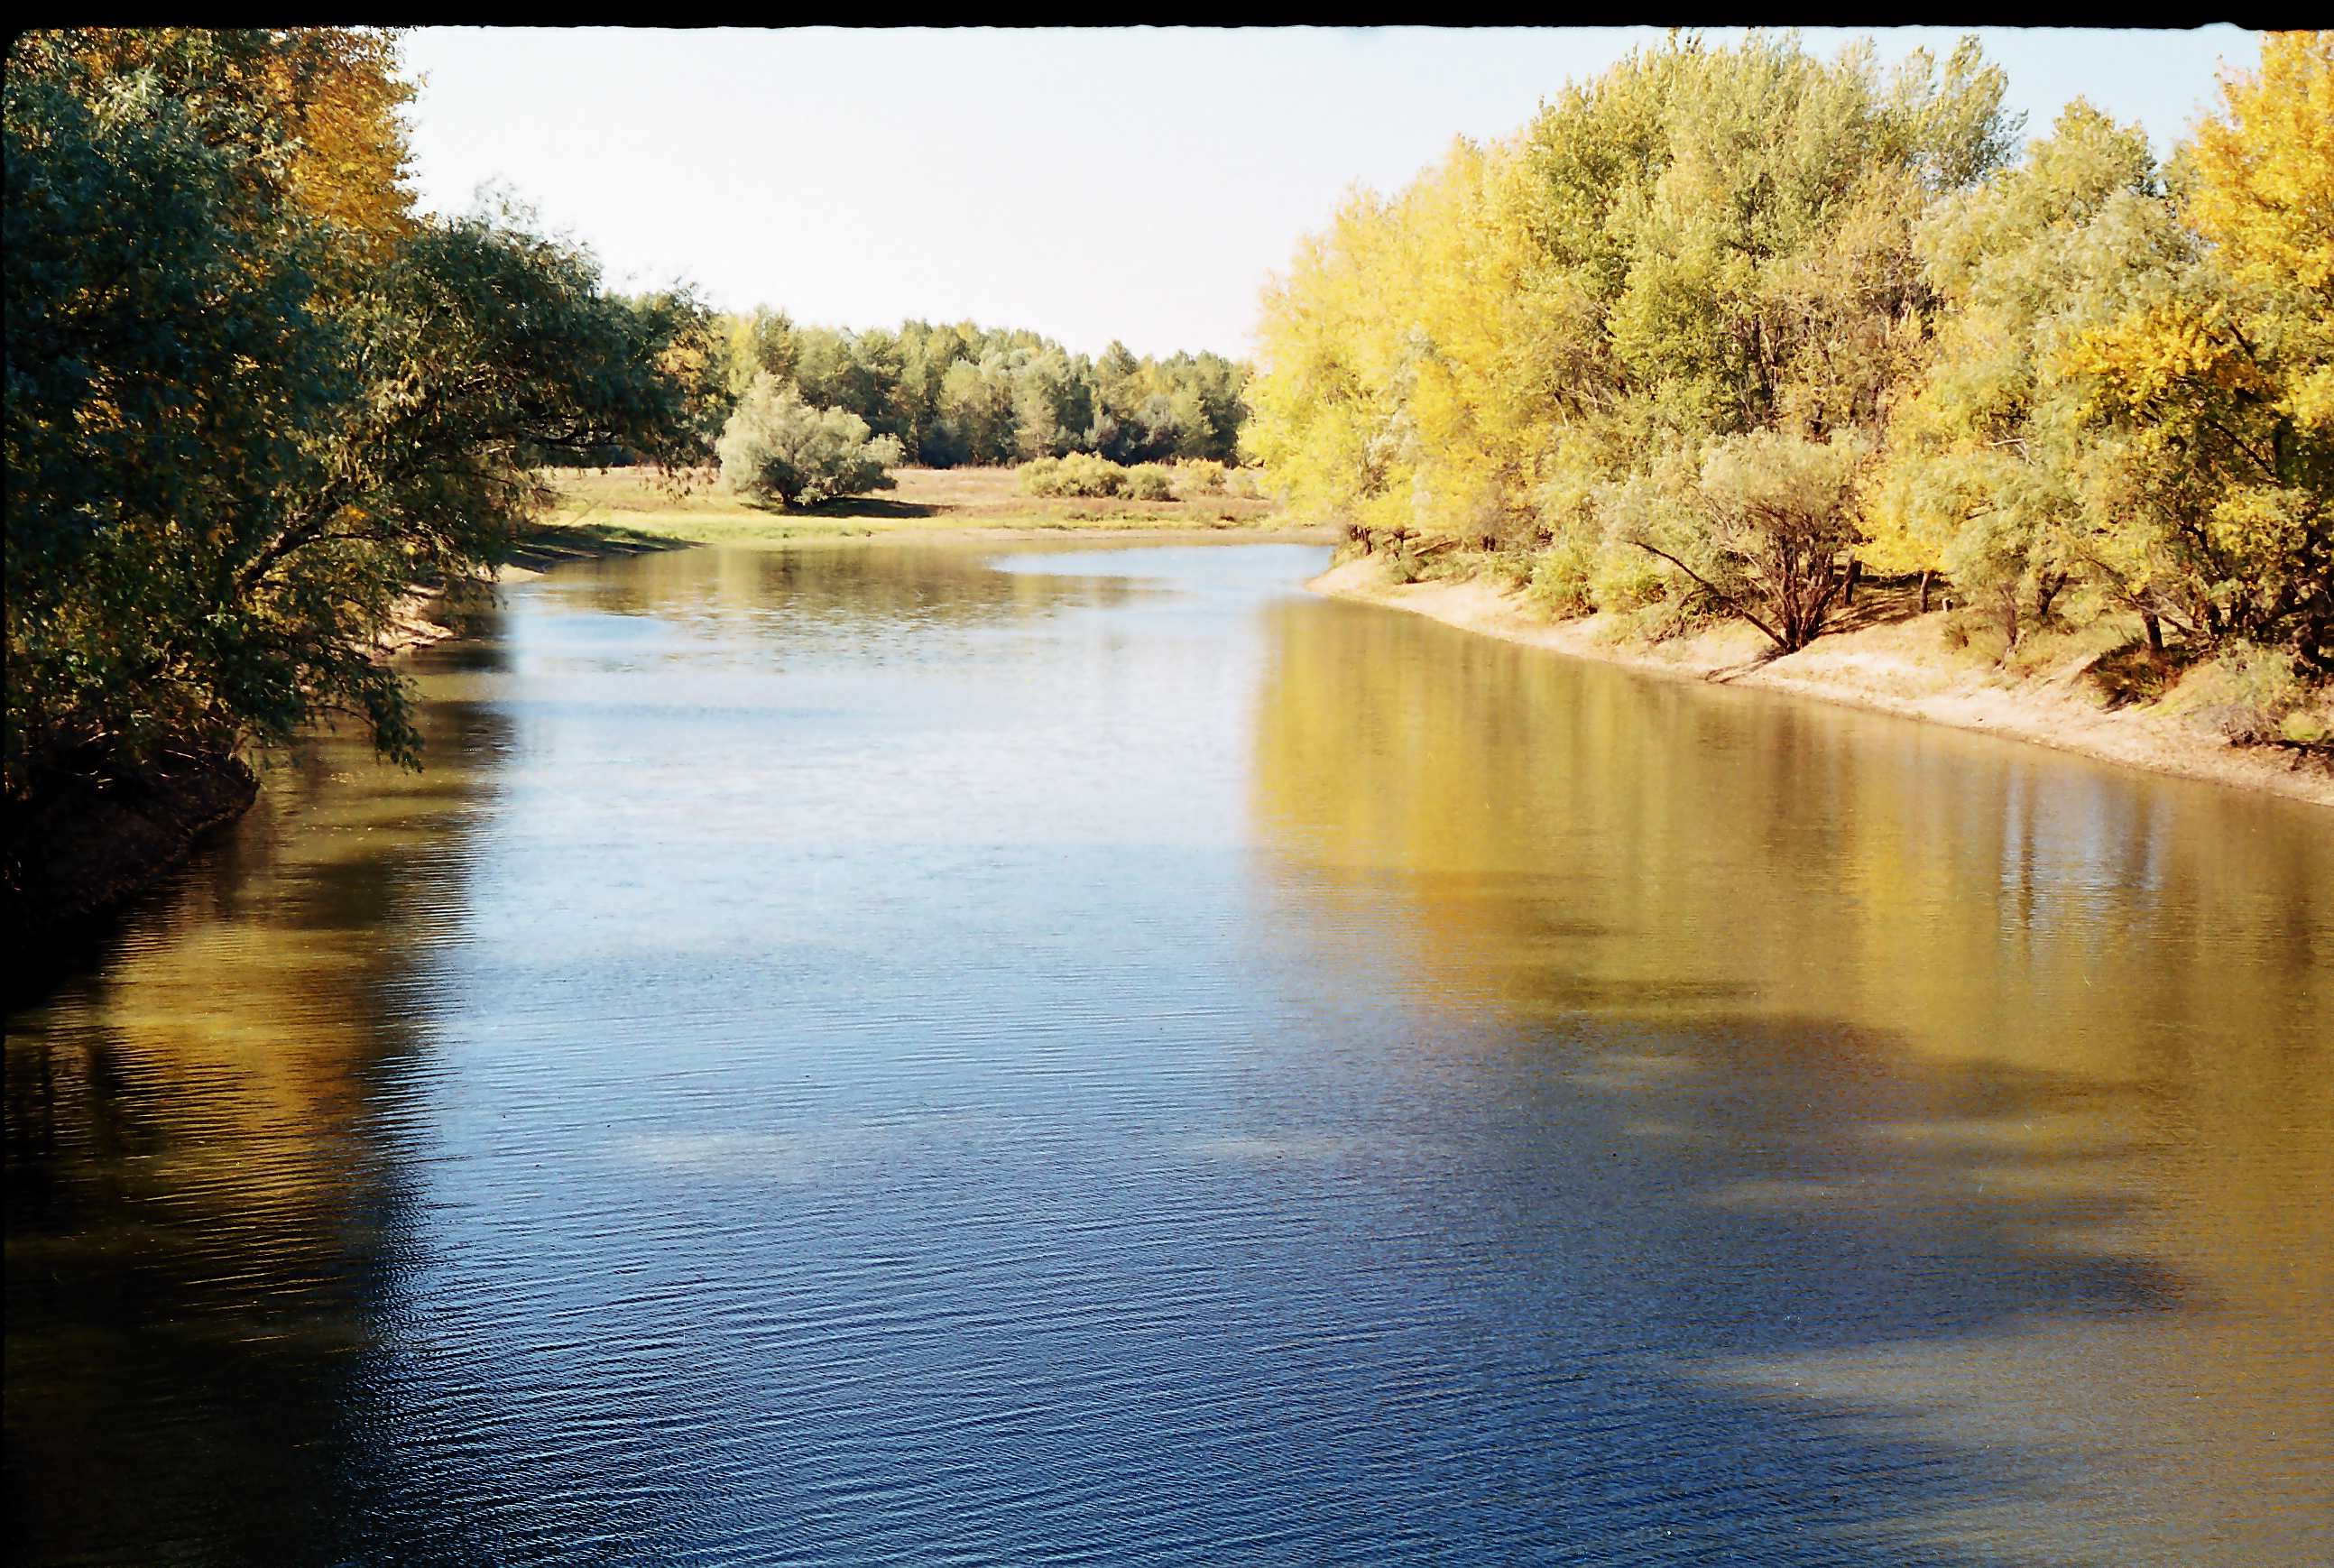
[716,374,903,507]
[699,309,1248,472]
[936,355,1018,465]
[726,306,799,398]
[1011,349,1094,461]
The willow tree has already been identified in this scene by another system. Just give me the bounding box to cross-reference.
[717,374,902,508]
[1866,103,2180,641]
[4,29,707,807]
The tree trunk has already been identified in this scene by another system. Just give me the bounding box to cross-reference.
[2034,570,2065,626]
[1841,555,1861,606]
[2142,609,2163,654]
[1917,568,1933,614]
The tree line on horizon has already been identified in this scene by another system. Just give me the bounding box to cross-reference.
[711,312,1249,470]
[684,312,1250,507]
[1246,30,2330,728]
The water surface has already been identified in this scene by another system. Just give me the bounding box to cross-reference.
[7,540,2330,1565]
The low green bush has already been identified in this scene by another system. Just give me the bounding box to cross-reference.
[1525,540,1599,618]
[1175,459,1227,496]
[1124,463,1175,500]
[2167,643,2320,745]
[1020,452,1128,497]
[2084,641,2182,707]
[2277,704,2330,749]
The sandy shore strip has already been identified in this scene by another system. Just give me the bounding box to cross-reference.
[1309,554,2334,808]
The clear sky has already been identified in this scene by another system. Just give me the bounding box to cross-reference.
[400,26,2261,360]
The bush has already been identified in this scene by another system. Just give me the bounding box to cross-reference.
[2084,641,2182,707]
[1524,539,1599,617]
[1020,452,1125,497]
[717,374,901,507]
[1589,540,1672,614]
[1940,610,2010,665]
[2279,703,2331,750]
[1175,460,1227,496]
[1123,463,1175,500]
[1484,549,1537,592]
[2167,643,2320,745]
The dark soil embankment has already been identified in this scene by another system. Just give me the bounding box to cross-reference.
[4,753,258,958]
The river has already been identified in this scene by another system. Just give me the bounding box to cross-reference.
[6,540,2329,1566]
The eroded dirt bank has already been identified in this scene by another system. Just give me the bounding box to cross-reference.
[1310,555,2334,808]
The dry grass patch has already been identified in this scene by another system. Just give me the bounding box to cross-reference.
[532,465,1288,549]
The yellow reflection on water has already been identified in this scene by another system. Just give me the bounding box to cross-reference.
[1248,592,2334,1564]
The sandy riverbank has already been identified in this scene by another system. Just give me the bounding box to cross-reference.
[1309,555,2334,808]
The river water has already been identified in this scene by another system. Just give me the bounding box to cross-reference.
[6,541,2330,1566]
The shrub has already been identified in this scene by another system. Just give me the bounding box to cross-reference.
[1123,463,1175,500]
[1940,610,2010,665]
[2084,641,2181,707]
[1175,459,1227,496]
[2167,643,2319,745]
[1525,539,1599,617]
[1484,549,1537,592]
[2279,704,2331,750]
[1020,452,1126,497]
[717,374,901,508]
[1589,540,1672,613]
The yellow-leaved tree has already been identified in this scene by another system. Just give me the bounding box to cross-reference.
[2062,31,2332,670]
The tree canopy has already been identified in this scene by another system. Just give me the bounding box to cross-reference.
[715,312,1247,469]
[4,28,709,805]
[1248,29,2331,675]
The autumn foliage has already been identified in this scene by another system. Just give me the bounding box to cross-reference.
[1250,30,2332,677]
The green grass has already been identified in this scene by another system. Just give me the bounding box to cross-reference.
[521,465,1320,553]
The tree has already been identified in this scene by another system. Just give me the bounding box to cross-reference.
[936,355,1017,466]
[2062,32,2334,670]
[4,30,706,803]
[1868,102,2176,641]
[716,374,903,508]
[1632,432,1870,651]
[1247,30,2016,628]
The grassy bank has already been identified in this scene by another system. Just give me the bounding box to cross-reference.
[1313,552,2334,808]
[530,465,1325,549]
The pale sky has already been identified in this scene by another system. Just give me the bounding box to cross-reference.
[400,26,2262,360]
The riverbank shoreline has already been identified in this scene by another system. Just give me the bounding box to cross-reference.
[3,752,259,963]
[376,521,1336,659]
[1308,554,2334,808]
[8,529,695,947]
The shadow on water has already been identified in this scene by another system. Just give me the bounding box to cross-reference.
[1241,591,2330,1563]
[3,653,515,1568]
[1133,988,2191,1563]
